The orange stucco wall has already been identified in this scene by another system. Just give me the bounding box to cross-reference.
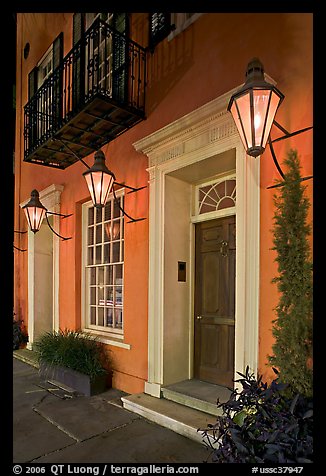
[14,13,313,392]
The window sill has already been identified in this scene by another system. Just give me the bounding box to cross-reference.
[83,328,131,349]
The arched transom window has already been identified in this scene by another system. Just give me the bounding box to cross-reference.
[198,177,236,215]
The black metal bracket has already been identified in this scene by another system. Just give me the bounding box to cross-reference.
[112,184,146,224]
[266,121,313,189]
[13,230,27,252]
[45,211,72,241]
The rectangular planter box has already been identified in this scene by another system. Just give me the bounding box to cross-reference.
[39,362,110,396]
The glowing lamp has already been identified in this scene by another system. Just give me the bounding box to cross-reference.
[83,150,116,208]
[22,189,47,233]
[228,58,284,157]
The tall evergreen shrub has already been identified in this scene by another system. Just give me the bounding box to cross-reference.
[268,149,313,397]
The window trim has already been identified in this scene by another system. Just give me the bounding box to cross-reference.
[81,190,128,342]
[168,13,203,41]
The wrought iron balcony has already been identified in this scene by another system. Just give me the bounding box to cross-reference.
[24,19,146,169]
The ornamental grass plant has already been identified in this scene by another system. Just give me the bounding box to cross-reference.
[34,329,107,380]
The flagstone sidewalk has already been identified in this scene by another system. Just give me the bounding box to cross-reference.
[13,356,210,464]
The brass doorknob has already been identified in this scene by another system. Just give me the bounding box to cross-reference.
[196,315,203,320]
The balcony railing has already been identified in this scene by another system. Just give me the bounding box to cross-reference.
[24,18,146,168]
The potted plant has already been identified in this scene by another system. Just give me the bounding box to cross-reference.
[34,329,112,396]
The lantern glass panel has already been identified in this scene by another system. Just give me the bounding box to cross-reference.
[252,89,271,147]
[235,92,252,149]
[261,90,282,148]
[230,101,247,151]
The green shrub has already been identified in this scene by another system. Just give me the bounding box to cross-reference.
[34,329,108,379]
[269,149,313,397]
[13,317,28,350]
[200,367,313,463]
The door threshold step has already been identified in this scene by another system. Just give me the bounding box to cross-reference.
[121,393,217,444]
[162,379,231,416]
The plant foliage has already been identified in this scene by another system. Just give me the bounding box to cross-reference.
[200,366,313,463]
[268,149,313,397]
[34,329,108,379]
[13,317,28,350]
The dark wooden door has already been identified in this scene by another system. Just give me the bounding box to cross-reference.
[194,216,236,388]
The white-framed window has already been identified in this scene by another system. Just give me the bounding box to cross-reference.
[82,189,125,336]
[168,13,203,41]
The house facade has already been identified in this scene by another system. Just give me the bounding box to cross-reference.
[14,13,313,398]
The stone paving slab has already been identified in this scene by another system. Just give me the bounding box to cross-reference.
[35,417,209,464]
[13,407,75,463]
[35,393,140,441]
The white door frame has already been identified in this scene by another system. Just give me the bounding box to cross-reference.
[20,184,63,347]
[133,89,260,397]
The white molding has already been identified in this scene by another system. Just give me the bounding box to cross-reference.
[21,184,63,344]
[134,94,260,396]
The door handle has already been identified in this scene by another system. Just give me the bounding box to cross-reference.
[196,315,203,320]
[219,240,228,257]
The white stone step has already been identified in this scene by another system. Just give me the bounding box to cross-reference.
[121,393,217,444]
[161,387,220,416]
[161,379,230,417]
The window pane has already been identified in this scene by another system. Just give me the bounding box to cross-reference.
[115,286,123,307]
[90,307,96,325]
[96,245,102,264]
[106,286,114,306]
[88,247,94,265]
[111,219,120,240]
[104,243,110,263]
[106,266,113,285]
[90,287,96,305]
[88,207,94,226]
[98,266,105,285]
[98,286,104,306]
[115,309,123,329]
[104,223,110,242]
[96,224,102,243]
[112,242,120,263]
[98,307,104,326]
[105,307,113,327]
[96,207,102,223]
[90,268,96,285]
[88,226,94,245]
[115,264,123,285]
[113,198,121,218]
[104,202,111,221]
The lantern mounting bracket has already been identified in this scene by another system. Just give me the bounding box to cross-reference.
[266,121,313,189]
[111,185,146,224]
[45,211,73,241]
[13,230,27,252]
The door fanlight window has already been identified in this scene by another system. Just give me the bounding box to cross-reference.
[198,177,236,215]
